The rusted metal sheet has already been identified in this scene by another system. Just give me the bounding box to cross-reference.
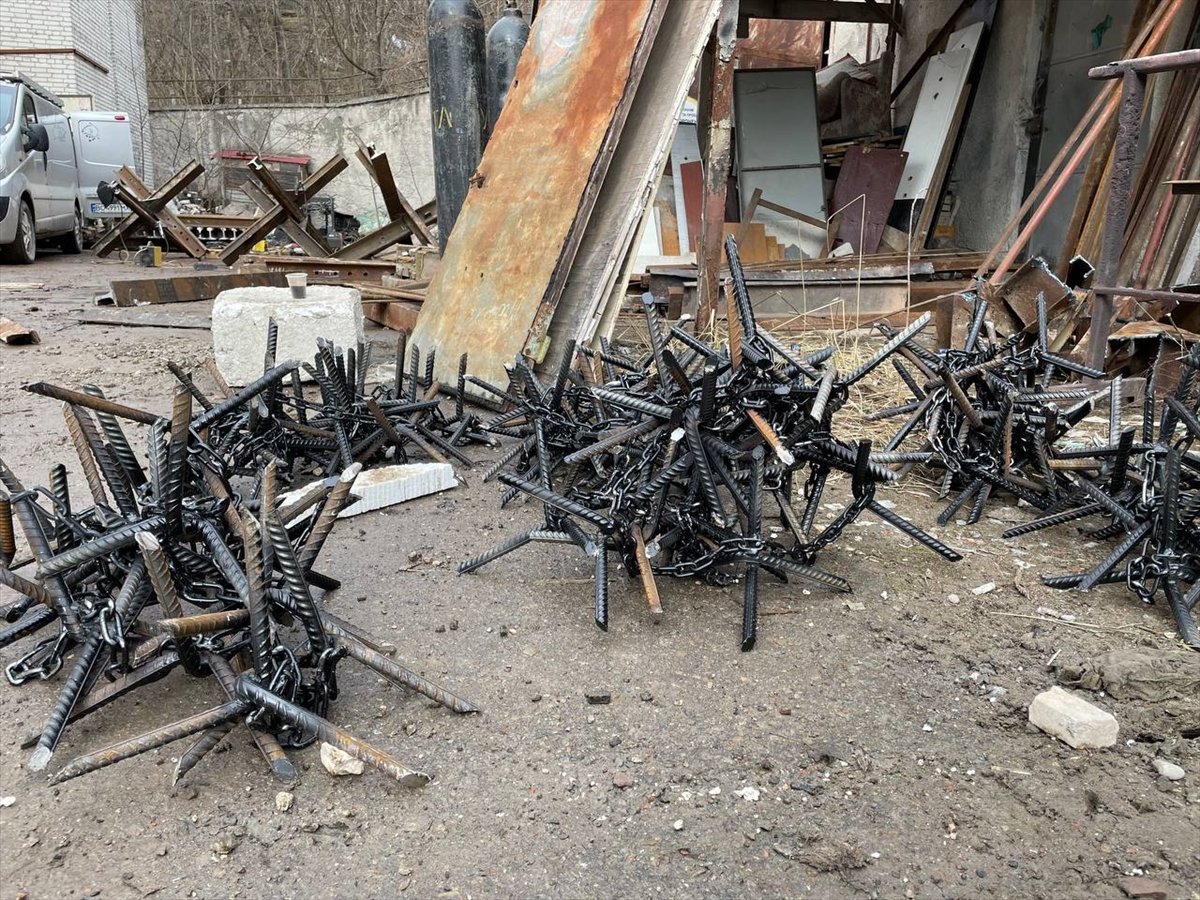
[548,0,722,374]
[735,18,823,69]
[986,256,1072,334]
[832,146,907,255]
[101,271,286,306]
[412,0,666,395]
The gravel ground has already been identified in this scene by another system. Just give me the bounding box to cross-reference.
[0,253,1197,899]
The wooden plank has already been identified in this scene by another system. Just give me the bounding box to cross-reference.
[0,317,39,344]
[723,223,771,263]
[362,301,422,334]
[411,0,667,395]
[832,146,907,255]
[696,0,739,330]
[547,0,721,373]
[655,177,682,256]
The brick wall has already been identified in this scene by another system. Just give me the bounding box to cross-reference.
[1,0,152,176]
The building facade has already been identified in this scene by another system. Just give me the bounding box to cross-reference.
[1,0,152,176]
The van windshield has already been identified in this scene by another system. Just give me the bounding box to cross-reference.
[0,84,15,134]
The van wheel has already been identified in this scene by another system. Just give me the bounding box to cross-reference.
[59,206,83,254]
[1,200,36,264]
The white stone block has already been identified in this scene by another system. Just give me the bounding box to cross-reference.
[340,463,457,517]
[278,463,457,523]
[211,286,364,385]
[1152,758,1185,781]
[1028,686,1119,749]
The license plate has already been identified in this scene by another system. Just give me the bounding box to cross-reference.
[89,202,128,215]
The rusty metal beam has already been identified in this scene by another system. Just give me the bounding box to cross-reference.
[260,256,396,285]
[697,0,739,331]
[239,180,330,259]
[354,142,435,247]
[1089,48,1200,79]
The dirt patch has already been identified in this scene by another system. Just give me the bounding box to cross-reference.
[1,254,1196,898]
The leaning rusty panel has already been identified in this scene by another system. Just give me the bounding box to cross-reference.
[412,0,664,395]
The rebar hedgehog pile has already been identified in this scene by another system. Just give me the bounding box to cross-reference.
[1011,342,1200,648]
[871,290,1108,526]
[460,236,961,650]
[0,337,481,789]
[868,284,1199,648]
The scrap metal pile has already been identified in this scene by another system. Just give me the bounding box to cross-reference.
[460,236,961,650]
[0,335,480,789]
[170,324,489,484]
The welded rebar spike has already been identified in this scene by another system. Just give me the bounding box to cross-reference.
[843,313,932,386]
[1001,503,1103,539]
[594,546,609,632]
[328,627,480,714]
[458,527,537,575]
[1077,519,1154,593]
[61,404,108,507]
[869,500,962,561]
[1163,579,1200,650]
[49,700,249,785]
[206,652,296,782]
[235,676,430,786]
[741,447,764,652]
[173,719,237,785]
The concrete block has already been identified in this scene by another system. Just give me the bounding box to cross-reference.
[1028,686,1118,749]
[339,463,457,517]
[278,463,457,523]
[211,286,364,385]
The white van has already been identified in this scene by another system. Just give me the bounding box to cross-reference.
[69,111,134,236]
[0,72,83,263]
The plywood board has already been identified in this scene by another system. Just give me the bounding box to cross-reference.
[410,0,665,394]
[548,0,721,372]
[895,21,984,201]
[655,175,681,257]
[833,147,908,254]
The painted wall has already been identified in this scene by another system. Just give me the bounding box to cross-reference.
[149,92,435,229]
[893,0,1050,253]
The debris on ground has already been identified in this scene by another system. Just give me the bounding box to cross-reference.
[1028,686,1119,749]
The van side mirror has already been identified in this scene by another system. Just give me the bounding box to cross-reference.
[22,123,49,153]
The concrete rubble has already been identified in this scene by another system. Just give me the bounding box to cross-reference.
[1028,686,1120,749]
